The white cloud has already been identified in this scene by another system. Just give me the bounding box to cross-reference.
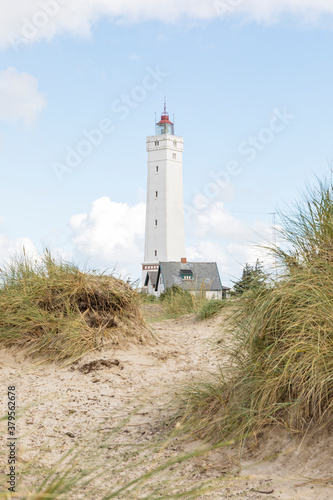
[0,67,46,124]
[187,238,274,286]
[1,0,333,50]
[69,197,145,276]
[193,202,247,240]
[191,201,271,244]
[68,197,275,285]
[186,201,274,285]
[0,234,38,266]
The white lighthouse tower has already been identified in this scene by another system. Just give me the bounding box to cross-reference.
[142,101,186,291]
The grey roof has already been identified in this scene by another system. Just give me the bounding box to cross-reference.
[144,271,158,288]
[157,262,222,292]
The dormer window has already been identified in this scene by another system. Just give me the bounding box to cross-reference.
[181,269,193,280]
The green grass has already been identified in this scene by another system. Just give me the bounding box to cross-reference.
[158,286,207,319]
[173,176,333,444]
[140,286,209,322]
[0,251,154,363]
[196,299,228,320]
[139,292,158,304]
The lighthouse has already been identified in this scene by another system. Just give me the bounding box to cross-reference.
[142,102,223,298]
[142,101,186,291]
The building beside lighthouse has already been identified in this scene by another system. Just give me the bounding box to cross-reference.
[142,102,223,298]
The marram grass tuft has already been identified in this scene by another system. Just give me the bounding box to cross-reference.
[174,177,333,443]
[0,251,155,363]
[159,284,207,319]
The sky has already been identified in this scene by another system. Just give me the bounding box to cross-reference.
[1,1,333,286]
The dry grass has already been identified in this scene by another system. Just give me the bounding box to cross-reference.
[173,177,333,445]
[0,251,155,363]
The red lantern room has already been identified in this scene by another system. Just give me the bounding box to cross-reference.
[155,99,174,135]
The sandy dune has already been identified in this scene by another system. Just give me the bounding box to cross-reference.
[1,314,333,498]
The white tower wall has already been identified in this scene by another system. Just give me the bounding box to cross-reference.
[142,133,186,287]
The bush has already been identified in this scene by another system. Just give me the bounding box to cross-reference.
[0,251,154,363]
[175,177,333,443]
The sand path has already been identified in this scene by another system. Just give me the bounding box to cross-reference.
[1,314,332,499]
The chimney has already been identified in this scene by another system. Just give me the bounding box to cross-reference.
[181,257,187,264]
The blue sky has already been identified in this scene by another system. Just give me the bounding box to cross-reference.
[1,1,333,286]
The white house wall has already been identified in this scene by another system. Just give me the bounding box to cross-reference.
[206,291,223,300]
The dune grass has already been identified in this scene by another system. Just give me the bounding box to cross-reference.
[196,299,228,321]
[0,251,154,363]
[173,177,333,444]
[140,284,227,322]
[158,286,208,319]
[0,253,231,499]
[140,286,208,322]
